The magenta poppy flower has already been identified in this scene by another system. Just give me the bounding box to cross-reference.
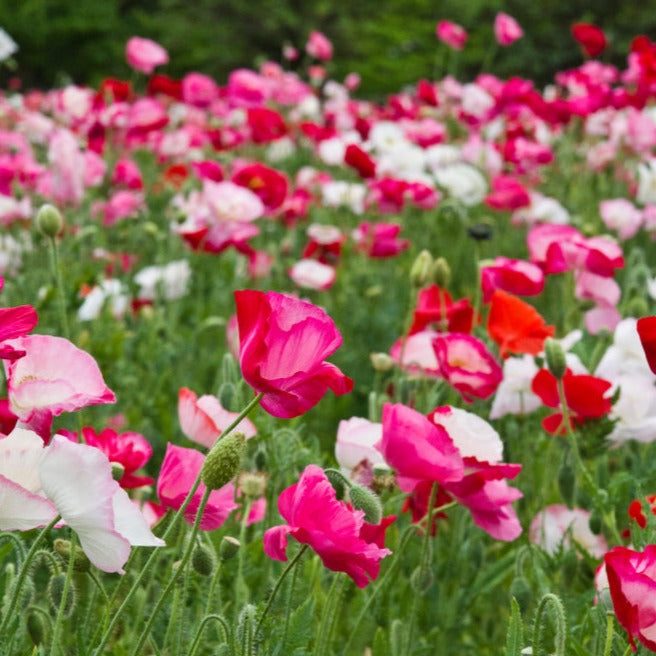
[234,290,353,418]
[125,37,169,75]
[494,12,523,46]
[605,545,656,651]
[263,464,393,588]
[435,20,467,50]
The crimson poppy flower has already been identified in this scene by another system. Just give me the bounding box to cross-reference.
[572,23,607,58]
[637,316,656,374]
[232,163,288,212]
[410,284,475,334]
[487,290,554,358]
[234,290,353,418]
[531,368,612,434]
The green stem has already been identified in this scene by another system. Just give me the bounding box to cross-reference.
[314,575,346,656]
[235,498,253,613]
[281,556,299,653]
[129,488,212,656]
[92,393,263,655]
[256,543,309,634]
[187,615,231,656]
[48,235,70,340]
[0,516,59,635]
[50,531,78,656]
[602,612,614,656]
[532,593,567,656]
[204,560,223,617]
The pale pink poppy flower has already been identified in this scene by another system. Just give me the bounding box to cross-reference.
[48,129,85,206]
[0,428,164,573]
[178,387,257,449]
[586,141,616,171]
[494,13,523,46]
[246,497,267,525]
[127,98,168,136]
[530,504,607,558]
[389,330,441,378]
[306,31,333,61]
[203,180,265,224]
[100,190,145,227]
[126,37,169,74]
[575,271,621,308]
[585,304,621,335]
[335,417,385,484]
[226,69,272,108]
[435,20,467,50]
[4,335,116,438]
[157,443,238,531]
[288,259,336,291]
[599,198,643,240]
[83,151,107,187]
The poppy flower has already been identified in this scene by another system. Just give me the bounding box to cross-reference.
[234,290,353,418]
[125,37,169,75]
[232,163,288,212]
[263,464,393,588]
[480,257,544,303]
[344,144,377,179]
[435,20,467,50]
[637,316,656,374]
[605,545,656,652]
[410,284,475,334]
[487,290,554,358]
[531,368,612,434]
[572,23,607,58]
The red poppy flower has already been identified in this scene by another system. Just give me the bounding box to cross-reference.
[344,144,377,179]
[232,163,288,212]
[531,368,612,434]
[487,290,554,358]
[572,23,607,58]
[637,316,656,374]
[410,284,475,335]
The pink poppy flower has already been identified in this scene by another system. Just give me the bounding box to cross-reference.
[4,335,116,439]
[494,13,523,46]
[432,333,503,402]
[234,290,353,418]
[335,417,385,485]
[178,387,257,449]
[157,443,238,531]
[484,175,531,211]
[605,545,656,651]
[480,257,545,303]
[0,428,164,573]
[389,330,442,379]
[263,464,393,588]
[352,222,409,258]
[599,198,643,241]
[305,31,333,61]
[0,300,38,361]
[436,20,467,50]
[125,37,169,74]
[288,259,336,291]
[182,72,218,108]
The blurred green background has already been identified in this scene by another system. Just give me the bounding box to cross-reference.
[1,0,655,94]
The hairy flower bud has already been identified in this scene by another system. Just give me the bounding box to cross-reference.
[47,574,76,618]
[36,204,64,238]
[200,432,246,490]
[510,576,531,613]
[410,250,434,288]
[219,536,241,562]
[411,564,434,593]
[26,610,47,646]
[431,257,451,288]
[348,485,383,525]
[544,337,566,380]
[557,460,576,508]
[588,509,603,535]
[191,543,217,577]
[54,539,90,572]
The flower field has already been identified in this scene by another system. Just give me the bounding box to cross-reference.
[2,16,656,656]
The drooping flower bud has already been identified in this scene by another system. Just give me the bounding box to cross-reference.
[348,485,383,524]
[54,538,90,572]
[200,432,246,490]
[47,574,76,618]
[191,543,217,577]
[219,536,241,562]
[544,337,566,380]
[26,610,47,647]
[36,204,64,238]
[411,564,434,593]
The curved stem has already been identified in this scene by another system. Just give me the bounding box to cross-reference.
[187,614,231,656]
[532,593,567,656]
[256,544,309,634]
[50,531,78,655]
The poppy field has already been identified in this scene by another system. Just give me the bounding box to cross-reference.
[3,15,656,656]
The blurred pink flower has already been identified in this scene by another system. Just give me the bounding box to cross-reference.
[126,36,169,74]
[263,464,393,588]
[234,290,353,418]
[157,443,238,530]
[335,417,385,484]
[288,259,336,291]
[182,72,218,108]
[305,31,333,61]
[494,12,523,46]
[436,21,467,50]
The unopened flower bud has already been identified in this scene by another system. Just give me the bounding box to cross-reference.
[200,432,246,490]
[431,257,451,288]
[510,576,531,613]
[588,509,603,535]
[143,221,159,236]
[410,250,434,288]
[370,352,394,372]
[557,460,576,508]
[26,610,47,646]
[349,485,383,524]
[54,538,90,572]
[544,337,566,380]
[627,296,649,317]
[219,536,241,562]
[411,564,434,593]
[324,468,347,498]
[36,204,64,238]
[191,543,217,577]
[218,382,236,411]
[239,471,267,498]
[110,461,125,482]
[47,573,76,618]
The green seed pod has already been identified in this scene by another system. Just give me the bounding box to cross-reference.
[510,576,531,614]
[544,337,567,380]
[200,432,246,490]
[26,610,48,646]
[47,574,76,618]
[410,249,433,288]
[191,544,217,577]
[348,485,383,525]
[36,204,64,238]
[219,536,241,562]
[53,539,90,573]
[557,460,576,508]
[431,256,451,288]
